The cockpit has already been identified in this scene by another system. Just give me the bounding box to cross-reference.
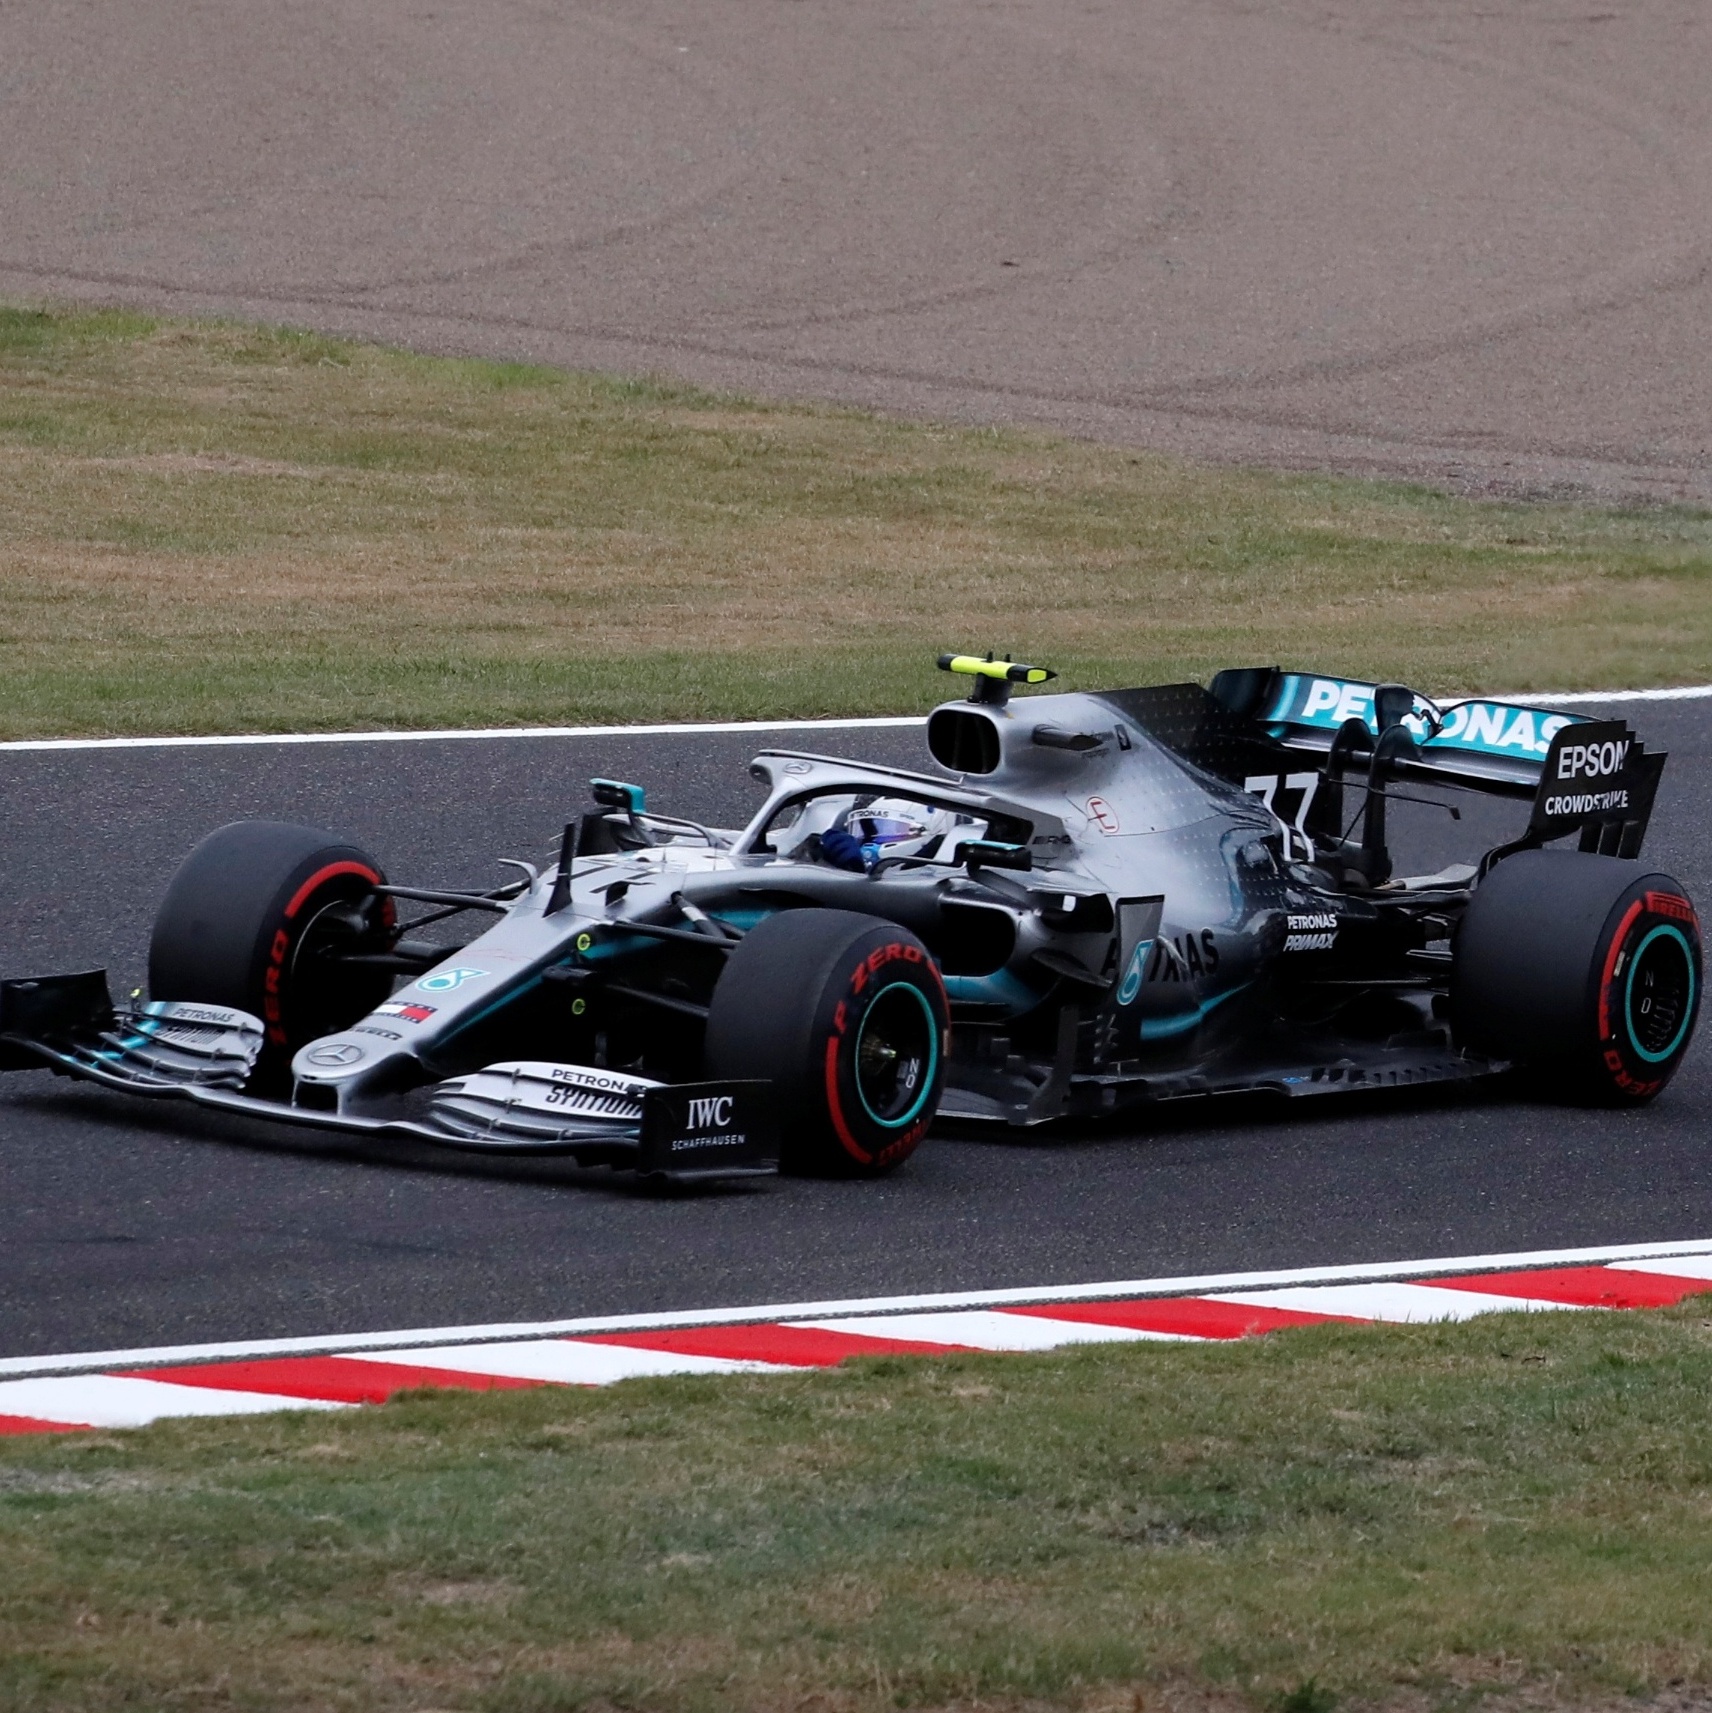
[753,789,1005,872]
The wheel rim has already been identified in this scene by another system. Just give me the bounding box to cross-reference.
[853,981,938,1128]
[1624,924,1696,1063]
[287,886,393,1041]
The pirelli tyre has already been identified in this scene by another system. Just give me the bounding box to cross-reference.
[149,821,395,1088]
[1452,848,1701,1104]
[704,908,949,1176]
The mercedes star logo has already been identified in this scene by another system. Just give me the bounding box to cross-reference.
[306,1042,364,1067]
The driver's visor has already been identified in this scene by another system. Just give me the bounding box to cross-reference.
[855,817,924,843]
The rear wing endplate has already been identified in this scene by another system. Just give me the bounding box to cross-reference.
[1526,719,1664,858]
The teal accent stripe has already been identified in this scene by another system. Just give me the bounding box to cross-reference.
[942,969,1042,1013]
[438,973,545,1044]
[1138,983,1248,1041]
[855,982,940,1130]
[1624,925,1697,1064]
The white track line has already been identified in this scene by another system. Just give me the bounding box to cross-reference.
[1515,685,1712,705]
[0,686,1708,754]
[0,715,924,754]
[6,1236,1711,1381]
[1613,1255,1712,1280]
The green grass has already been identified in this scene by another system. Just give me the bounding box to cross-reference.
[6,1304,1712,1710]
[0,302,1709,737]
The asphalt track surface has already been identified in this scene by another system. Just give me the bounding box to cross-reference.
[3,702,1711,1361]
[2,1,1709,504]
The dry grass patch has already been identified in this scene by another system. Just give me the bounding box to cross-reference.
[0,303,1709,735]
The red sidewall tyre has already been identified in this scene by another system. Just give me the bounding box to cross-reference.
[1452,848,1701,1105]
[149,820,394,1084]
[704,908,949,1176]
[1591,887,1701,1101]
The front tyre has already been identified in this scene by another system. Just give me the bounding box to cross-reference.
[1452,848,1701,1104]
[704,908,948,1176]
[149,820,395,1085]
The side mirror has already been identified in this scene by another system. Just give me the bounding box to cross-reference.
[590,778,646,814]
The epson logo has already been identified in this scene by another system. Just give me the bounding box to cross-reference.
[687,1095,735,1131]
[1557,739,1630,781]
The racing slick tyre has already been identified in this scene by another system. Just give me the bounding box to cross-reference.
[148,821,395,1088]
[704,908,948,1176]
[1452,848,1700,1104]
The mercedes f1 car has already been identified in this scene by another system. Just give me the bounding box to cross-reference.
[0,656,1699,1181]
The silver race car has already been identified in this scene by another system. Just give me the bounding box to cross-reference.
[1,656,1698,1182]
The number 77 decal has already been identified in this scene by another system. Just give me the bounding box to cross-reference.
[1243,772,1321,861]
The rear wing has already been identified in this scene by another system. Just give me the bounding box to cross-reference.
[1255,671,1584,792]
[1226,669,1665,858]
[1103,670,1666,862]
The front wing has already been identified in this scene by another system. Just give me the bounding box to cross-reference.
[0,972,777,1182]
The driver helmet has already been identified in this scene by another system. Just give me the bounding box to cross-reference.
[845,798,957,867]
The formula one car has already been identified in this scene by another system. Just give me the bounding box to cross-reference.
[0,656,1699,1181]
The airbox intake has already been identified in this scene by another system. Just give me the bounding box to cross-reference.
[928,706,1002,775]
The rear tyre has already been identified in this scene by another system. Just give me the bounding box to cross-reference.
[1452,848,1700,1104]
[149,820,395,1086]
[704,908,948,1176]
